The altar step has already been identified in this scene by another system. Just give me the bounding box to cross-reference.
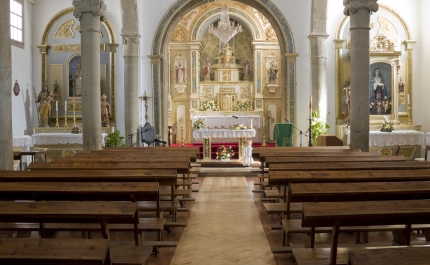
[199,160,246,168]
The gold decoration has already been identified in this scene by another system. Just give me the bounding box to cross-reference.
[75,25,81,31]
[52,44,106,52]
[222,70,231,81]
[369,33,399,54]
[203,87,213,98]
[173,28,186,42]
[64,150,75,157]
[265,26,277,41]
[180,11,197,26]
[54,19,75,39]
[377,16,398,35]
[252,9,269,27]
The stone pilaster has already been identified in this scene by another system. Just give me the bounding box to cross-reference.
[148,55,163,138]
[73,0,107,152]
[405,40,416,125]
[0,0,13,170]
[284,53,299,125]
[333,39,346,121]
[344,0,378,152]
[122,34,140,146]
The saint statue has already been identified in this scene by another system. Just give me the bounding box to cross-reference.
[36,84,49,109]
[269,59,278,82]
[38,91,54,127]
[204,58,211,79]
[343,80,351,123]
[175,61,187,83]
[101,94,111,127]
[398,77,405,93]
[243,59,250,80]
[74,60,82,96]
[223,43,232,65]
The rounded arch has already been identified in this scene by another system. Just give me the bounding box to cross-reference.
[335,4,412,40]
[191,8,262,41]
[40,7,117,45]
[150,0,296,139]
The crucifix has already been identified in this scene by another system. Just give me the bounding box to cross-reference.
[139,91,151,123]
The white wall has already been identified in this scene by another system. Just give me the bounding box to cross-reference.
[419,0,430,132]
[30,0,124,134]
[11,0,34,136]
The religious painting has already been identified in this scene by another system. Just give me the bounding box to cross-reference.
[68,54,82,98]
[369,62,392,116]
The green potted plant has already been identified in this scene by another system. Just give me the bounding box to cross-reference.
[310,111,330,146]
[105,130,126,147]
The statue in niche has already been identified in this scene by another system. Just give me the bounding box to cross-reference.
[223,43,232,65]
[74,60,82,96]
[204,58,211,80]
[269,59,278,82]
[398,77,404,93]
[343,79,351,123]
[101,94,111,127]
[36,84,50,109]
[175,61,187,83]
[243,60,250,80]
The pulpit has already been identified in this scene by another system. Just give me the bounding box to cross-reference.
[274,123,293,147]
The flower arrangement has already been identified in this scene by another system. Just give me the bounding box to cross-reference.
[381,115,395,132]
[236,101,253,111]
[193,118,205,129]
[216,145,234,161]
[105,130,126,147]
[310,111,330,146]
[71,125,82,134]
[201,100,218,111]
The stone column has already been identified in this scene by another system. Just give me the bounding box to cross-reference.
[309,0,328,117]
[73,0,106,152]
[344,0,378,152]
[122,34,140,146]
[0,0,13,170]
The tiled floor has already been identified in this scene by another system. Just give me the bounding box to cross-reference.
[170,177,276,265]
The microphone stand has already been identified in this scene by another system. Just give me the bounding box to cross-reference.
[308,118,313,147]
[292,125,307,147]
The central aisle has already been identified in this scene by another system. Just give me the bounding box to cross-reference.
[170,177,276,265]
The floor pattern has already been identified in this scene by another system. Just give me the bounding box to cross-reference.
[170,177,276,265]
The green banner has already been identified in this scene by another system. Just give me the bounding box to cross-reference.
[274,123,293,147]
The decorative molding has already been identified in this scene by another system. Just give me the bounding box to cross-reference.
[343,0,379,16]
[54,19,75,39]
[73,0,107,21]
[51,44,106,52]
[369,33,400,55]
[310,0,328,35]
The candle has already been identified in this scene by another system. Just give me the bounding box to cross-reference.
[56,101,58,112]
[65,100,67,112]
[408,94,410,104]
[250,119,253,128]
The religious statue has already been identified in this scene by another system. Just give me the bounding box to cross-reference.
[204,58,211,80]
[343,80,351,123]
[269,59,278,82]
[370,68,387,103]
[74,60,82,96]
[36,84,50,108]
[398,77,405,93]
[223,43,232,65]
[175,61,187,83]
[243,59,250,80]
[38,91,54,127]
[101,94,110,127]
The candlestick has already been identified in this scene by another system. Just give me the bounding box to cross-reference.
[72,99,77,127]
[64,111,68,127]
[65,100,67,112]
[250,119,253,128]
[309,95,312,118]
[55,110,59,128]
[56,101,58,112]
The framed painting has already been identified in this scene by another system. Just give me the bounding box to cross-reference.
[68,54,82,98]
[369,61,393,116]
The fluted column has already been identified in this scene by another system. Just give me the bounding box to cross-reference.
[73,0,106,152]
[0,0,13,170]
[309,0,328,116]
[344,0,378,152]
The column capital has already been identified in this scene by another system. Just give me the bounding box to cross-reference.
[148,55,163,64]
[333,39,346,48]
[343,0,378,16]
[36,44,49,54]
[404,40,417,50]
[107,43,119,53]
[73,0,107,21]
[121,34,141,45]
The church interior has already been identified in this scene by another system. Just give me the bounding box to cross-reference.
[1,0,430,264]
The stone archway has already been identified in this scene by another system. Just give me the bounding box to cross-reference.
[151,0,296,140]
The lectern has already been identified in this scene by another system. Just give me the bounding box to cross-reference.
[274,123,293,147]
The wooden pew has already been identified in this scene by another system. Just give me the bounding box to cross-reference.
[265,155,406,165]
[0,201,138,243]
[28,161,191,174]
[75,151,199,162]
[348,246,430,265]
[0,238,153,265]
[296,200,430,265]
[269,161,430,171]
[51,156,192,163]
[269,169,430,219]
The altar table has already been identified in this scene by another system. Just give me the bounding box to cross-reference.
[193,129,256,161]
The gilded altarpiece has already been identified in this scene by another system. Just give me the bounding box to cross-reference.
[168,2,282,144]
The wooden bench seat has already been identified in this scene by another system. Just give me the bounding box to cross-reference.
[109,241,152,265]
[263,202,302,214]
[0,238,112,265]
[348,246,430,265]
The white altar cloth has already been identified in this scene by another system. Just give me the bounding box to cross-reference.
[13,135,33,151]
[193,116,261,129]
[426,132,430,145]
[32,133,107,146]
[368,130,425,147]
[193,129,256,141]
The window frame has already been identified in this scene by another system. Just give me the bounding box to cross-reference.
[10,0,24,49]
